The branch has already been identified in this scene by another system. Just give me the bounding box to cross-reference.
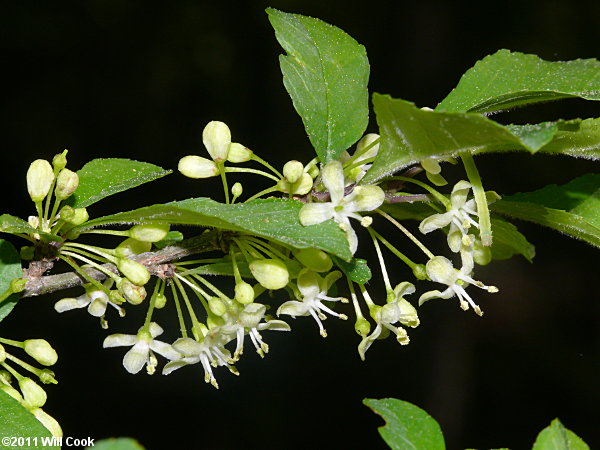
[23,230,222,298]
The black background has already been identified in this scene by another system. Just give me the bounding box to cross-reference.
[1,1,599,449]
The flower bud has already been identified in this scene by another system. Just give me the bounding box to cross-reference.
[24,339,58,366]
[54,168,79,200]
[32,408,63,438]
[117,259,151,286]
[293,248,333,272]
[412,263,428,280]
[52,150,68,172]
[283,160,304,183]
[178,155,218,179]
[234,281,255,304]
[227,142,253,163]
[231,182,243,199]
[27,160,54,202]
[19,377,47,409]
[352,185,385,211]
[277,173,313,195]
[115,238,152,258]
[1,384,23,402]
[117,278,147,305]
[249,259,289,290]
[153,292,167,309]
[59,206,88,225]
[129,224,170,243]
[202,121,231,162]
[208,297,227,316]
[355,316,371,337]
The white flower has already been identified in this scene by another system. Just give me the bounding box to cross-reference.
[419,180,478,252]
[220,302,290,360]
[162,331,237,389]
[299,161,384,254]
[358,282,419,360]
[418,245,498,316]
[277,269,347,337]
[54,287,124,318]
[103,322,181,375]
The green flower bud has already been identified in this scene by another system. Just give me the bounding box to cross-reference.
[24,339,58,366]
[129,224,170,243]
[352,185,385,211]
[227,142,253,163]
[20,246,35,261]
[473,240,492,266]
[277,173,313,195]
[283,160,304,183]
[231,182,243,198]
[0,344,5,363]
[202,121,231,162]
[117,278,147,305]
[60,206,88,225]
[115,238,152,258]
[355,316,371,337]
[249,258,289,290]
[178,155,219,178]
[27,159,54,202]
[293,248,333,272]
[54,168,79,200]
[117,259,151,286]
[412,264,428,280]
[52,150,68,172]
[234,281,255,304]
[19,377,47,409]
[31,408,63,438]
[208,297,227,316]
[153,292,167,309]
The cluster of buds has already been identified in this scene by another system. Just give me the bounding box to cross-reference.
[0,337,61,437]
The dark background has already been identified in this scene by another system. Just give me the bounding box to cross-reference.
[1,1,599,449]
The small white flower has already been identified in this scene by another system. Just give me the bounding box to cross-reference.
[103,322,181,375]
[418,245,498,316]
[277,269,347,337]
[358,282,419,360]
[162,331,237,389]
[54,287,124,318]
[299,161,384,254]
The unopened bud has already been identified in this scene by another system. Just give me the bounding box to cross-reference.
[27,160,54,202]
[19,377,47,409]
[54,169,79,200]
[202,121,231,161]
[52,150,68,172]
[129,224,170,243]
[117,259,151,286]
[278,173,313,195]
[178,155,218,178]
[60,206,88,225]
[355,316,371,337]
[283,160,304,183]
[353,185,385,211]
[115,238,152,258]
[412,264,427,280]
[293,248,333,272]
[231,182,243,198]
[234,281,255,304]
[117,278,147,305]
[1,384,23,402]
[24,339,58,366]
[153,292,167,309]
[208,297,227,316]
[32,408,63,438]
[227,142,253,163]
[249,259,289,290]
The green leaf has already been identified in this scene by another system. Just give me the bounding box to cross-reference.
[491,174,600,248]
[532,418,589,450]
[332,256,371,284]
[0,214,60,241]
[66,158,171,208]
[75,198,353,261]
[267,8,370,163]
[0,390,57,450]
[363,95,600,184]
[363,398,445,450]
[0,239,23,322]
[490,218,536,262]
[436,50,600,113]
[89,438,146,450]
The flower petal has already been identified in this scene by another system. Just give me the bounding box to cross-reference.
[299,203,334,226]
[321,161,345,204]
[277,300,309,318]
[150,340,182,361]
[122,342,150,374]
[357,324,382,361]
[103,334,137,348]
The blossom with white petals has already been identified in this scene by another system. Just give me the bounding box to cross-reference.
[418,244,498,316]
[277,269,347,337]
[162,332,237,389]
[299,161,384,253]
[358,282,419,360]
[103,322,181,375]
[55,287,123,318]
